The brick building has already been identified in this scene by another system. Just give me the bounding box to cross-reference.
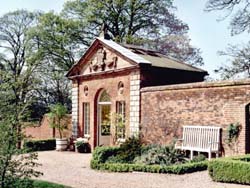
[66,37,207,150]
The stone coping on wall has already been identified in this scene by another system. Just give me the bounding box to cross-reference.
[141,79,250,93]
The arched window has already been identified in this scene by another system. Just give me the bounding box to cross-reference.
[99,90,111,103]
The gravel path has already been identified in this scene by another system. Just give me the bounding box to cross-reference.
[36,151,249,188]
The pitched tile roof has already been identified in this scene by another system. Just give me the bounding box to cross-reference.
[67,37,208,77]
[121,43,206,73]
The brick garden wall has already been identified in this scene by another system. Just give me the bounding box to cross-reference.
[24,114,72,140]
[140,80,250,156]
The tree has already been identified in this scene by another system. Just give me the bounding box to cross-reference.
[64,0,187,39]
[0,121,42,188]
[214,42,250,79]
[0,10,41,146]
[28,12,87,70]
[205,0,250,79]
[32,62,72,115]
[148,35,203,66]
[28,12,85,111]
[48,103,68,139]
[0,10,42,187]
[205,0,250,35]
[62,0,203,66]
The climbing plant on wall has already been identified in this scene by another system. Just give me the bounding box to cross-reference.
[225,123,241,155]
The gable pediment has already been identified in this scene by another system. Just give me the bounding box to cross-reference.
[67,40,138,78]
[80,45,135,75]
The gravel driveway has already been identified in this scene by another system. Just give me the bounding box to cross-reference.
[36,151,248,188]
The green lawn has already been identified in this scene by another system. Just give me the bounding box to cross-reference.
[33,180,71,188]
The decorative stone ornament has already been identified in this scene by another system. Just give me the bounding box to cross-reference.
[84,85,88,96]
[89,47,118,72]
[118,81,124,95]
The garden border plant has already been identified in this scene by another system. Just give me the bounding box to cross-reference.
[90,145,208,174]
[225,123,242,155]
[209,155,250,185]
[24,139,56,152]
[32,179,71,188]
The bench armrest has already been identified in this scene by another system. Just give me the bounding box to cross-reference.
[176,139,183,141]
[208,141,219,144]
[175,139,183,149]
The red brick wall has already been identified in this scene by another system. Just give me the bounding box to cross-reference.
[24,114,72,140]
[78,70,132,150]
[140,80,250,156]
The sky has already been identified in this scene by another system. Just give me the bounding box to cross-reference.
[0,0,248,79]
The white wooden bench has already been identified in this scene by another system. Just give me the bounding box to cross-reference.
[175,125,221,160]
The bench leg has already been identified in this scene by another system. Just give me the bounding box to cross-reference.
[190,150,194,160]
[216,152,219,158]
[208,152,211,160]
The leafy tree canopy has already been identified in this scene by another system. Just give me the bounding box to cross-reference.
[62,0,203,65]
[215,42,250,79]
[0,10,41,123]
[63,0,188,39]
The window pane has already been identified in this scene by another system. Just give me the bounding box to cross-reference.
[99,90,110,102]
[116,101,126,139]
[83,103,90,135]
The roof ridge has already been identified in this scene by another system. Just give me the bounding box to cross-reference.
[97,37,151,64]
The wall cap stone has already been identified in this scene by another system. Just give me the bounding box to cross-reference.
[141,79,250,92]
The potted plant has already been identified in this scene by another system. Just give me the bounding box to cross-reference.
[48,103,68,151]
[75,138,90,153]
[111,113,126,144]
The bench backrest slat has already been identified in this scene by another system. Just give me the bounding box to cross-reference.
[182,125,221,151]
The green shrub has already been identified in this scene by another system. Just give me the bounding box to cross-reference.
[24,139,56,152]
[90,159,208,174]
[33,179,71,188]
[91,142,208,174]
[95,137,142,164]
[92,146,120,163]
[116,137,142,163]
[209,155,250,185]
[191,154,207,163]
[4,177,34,188]
[134,145,185,165]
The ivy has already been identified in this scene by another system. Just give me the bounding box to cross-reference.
[226,123,241,154]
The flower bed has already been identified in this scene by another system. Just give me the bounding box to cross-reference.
[90,138,208,174]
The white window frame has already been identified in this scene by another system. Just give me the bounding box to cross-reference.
[83,103,90,137]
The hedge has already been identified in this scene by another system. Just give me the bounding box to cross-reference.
[23,139,56,152]
[91,146,207,174]
[90,159,208,174]
[209,155,250,185]
[92,146,120,163]
[33,180,71,188]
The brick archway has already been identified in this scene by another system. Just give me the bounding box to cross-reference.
[245,103,250,153]
[93,88,103,147]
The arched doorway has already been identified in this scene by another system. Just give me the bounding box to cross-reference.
[245,103,250,153]
[97,90,111,146]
